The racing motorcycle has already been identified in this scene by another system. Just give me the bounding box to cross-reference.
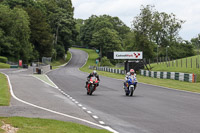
[87,76,99,95]
[125,75,137,96]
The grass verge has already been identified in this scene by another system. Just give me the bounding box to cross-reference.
[0,63,10,68]
[72,47,99,73]
[150,55,200,82]
[33,75,57,88]
[73,47,200,93]
[50,51,72,69]
[0,66,111,133]
[0,117,111,133]
[0,73,10,106]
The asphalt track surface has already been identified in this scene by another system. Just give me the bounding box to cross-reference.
[47,49,200,133]
[0,48,200,133]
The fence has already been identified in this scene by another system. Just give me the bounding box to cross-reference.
[89,66,197,82]
[140,69,197,83]
[89,66,126,75]
[145,56,200,69]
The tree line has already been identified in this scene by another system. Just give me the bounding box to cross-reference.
[0,2,199,64]
[0,0,76,63]
[76,5,198,65]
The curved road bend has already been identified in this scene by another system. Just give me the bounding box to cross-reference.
[0,69,98,128]
[47,49,200,133]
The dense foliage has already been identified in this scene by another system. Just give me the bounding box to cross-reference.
[131,5,194,59]
[0,1,197,64]
[0,56,8,63]
[0,0,76,63]
[76,5,196,62]
[77,15,130,63]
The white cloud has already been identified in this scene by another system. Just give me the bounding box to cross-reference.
[72,0,200,40]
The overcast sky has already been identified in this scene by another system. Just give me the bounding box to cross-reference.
[72,0,200,41]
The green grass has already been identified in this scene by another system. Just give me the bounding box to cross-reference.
[72,47,99,73]
[150,55,200,82]
[74,47,200,93]
[0,62,10,68]
[0,73,10,106]
[33,75,57,88]
[51,51,72,69]
[0,117,111,133]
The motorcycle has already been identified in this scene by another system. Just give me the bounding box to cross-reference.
[124,75,137,96]
[87,76,99,95]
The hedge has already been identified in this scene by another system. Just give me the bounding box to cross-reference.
[0,56,8,63]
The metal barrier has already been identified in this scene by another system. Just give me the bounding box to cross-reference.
[89,66,126,75]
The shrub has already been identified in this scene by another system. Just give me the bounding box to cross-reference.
[100,56,113,66]
[0,56,8,63]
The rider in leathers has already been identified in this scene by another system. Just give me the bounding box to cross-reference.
[85,70,100,88]
[124,69,137,90]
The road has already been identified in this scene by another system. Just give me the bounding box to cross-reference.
[47,49,200,133]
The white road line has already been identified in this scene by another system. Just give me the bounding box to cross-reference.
[99,121,105,125]
[80,51,89,68]
[45,75,59,88]
[82,107,87,110]
[33,75,58,89]
[87,111,92,114]
[93,115,99,119]
[78,104,82,107]
[2,72,119,133]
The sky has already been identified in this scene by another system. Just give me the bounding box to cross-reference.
[72,0,200,41]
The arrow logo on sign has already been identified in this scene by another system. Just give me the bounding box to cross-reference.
[134,53,140,58]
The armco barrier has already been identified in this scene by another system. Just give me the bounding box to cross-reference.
[89,66,126,75]
[29,65,51,74]
[140,70,197,83]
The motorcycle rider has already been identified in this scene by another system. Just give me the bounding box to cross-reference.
[85,70,100,88]
[124,69,137,90]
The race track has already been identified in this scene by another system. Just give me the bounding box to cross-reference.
[47,49,200,133]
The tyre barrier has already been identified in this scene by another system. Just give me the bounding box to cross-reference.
[89,66,126,75]
[140,69,197,83]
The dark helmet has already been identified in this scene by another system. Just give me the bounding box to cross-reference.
[130,69,135,75]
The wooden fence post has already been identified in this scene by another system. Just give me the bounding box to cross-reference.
[181,59,182,68]
[186,58,187,68]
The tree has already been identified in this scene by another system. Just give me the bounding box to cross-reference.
[3,0,53,61]
[80,14,130,51]
[41,0,77,58]
[25,7,53,58]
[91,28,122,57]
[0,4,33,63]
[131,5,185,59]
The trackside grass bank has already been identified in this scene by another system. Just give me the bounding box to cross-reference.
[72,47,99,73]
[0,73,10,106]
[0,117,111,133]
[50,51,72,69]
[0,59,111,133]
[0,63,10,68]
[74,47,200,93]
[150,55,200,82]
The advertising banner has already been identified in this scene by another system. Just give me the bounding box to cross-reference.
[19,60,22,67]
[114,51,143,59]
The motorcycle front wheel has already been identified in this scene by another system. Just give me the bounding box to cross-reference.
[89,85,94,95]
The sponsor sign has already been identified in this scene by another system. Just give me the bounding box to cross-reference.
[19,60,22,67]
[114,51,143,59]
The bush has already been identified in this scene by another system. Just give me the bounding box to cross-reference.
[100,56,113,66]
[0,56,8,63]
